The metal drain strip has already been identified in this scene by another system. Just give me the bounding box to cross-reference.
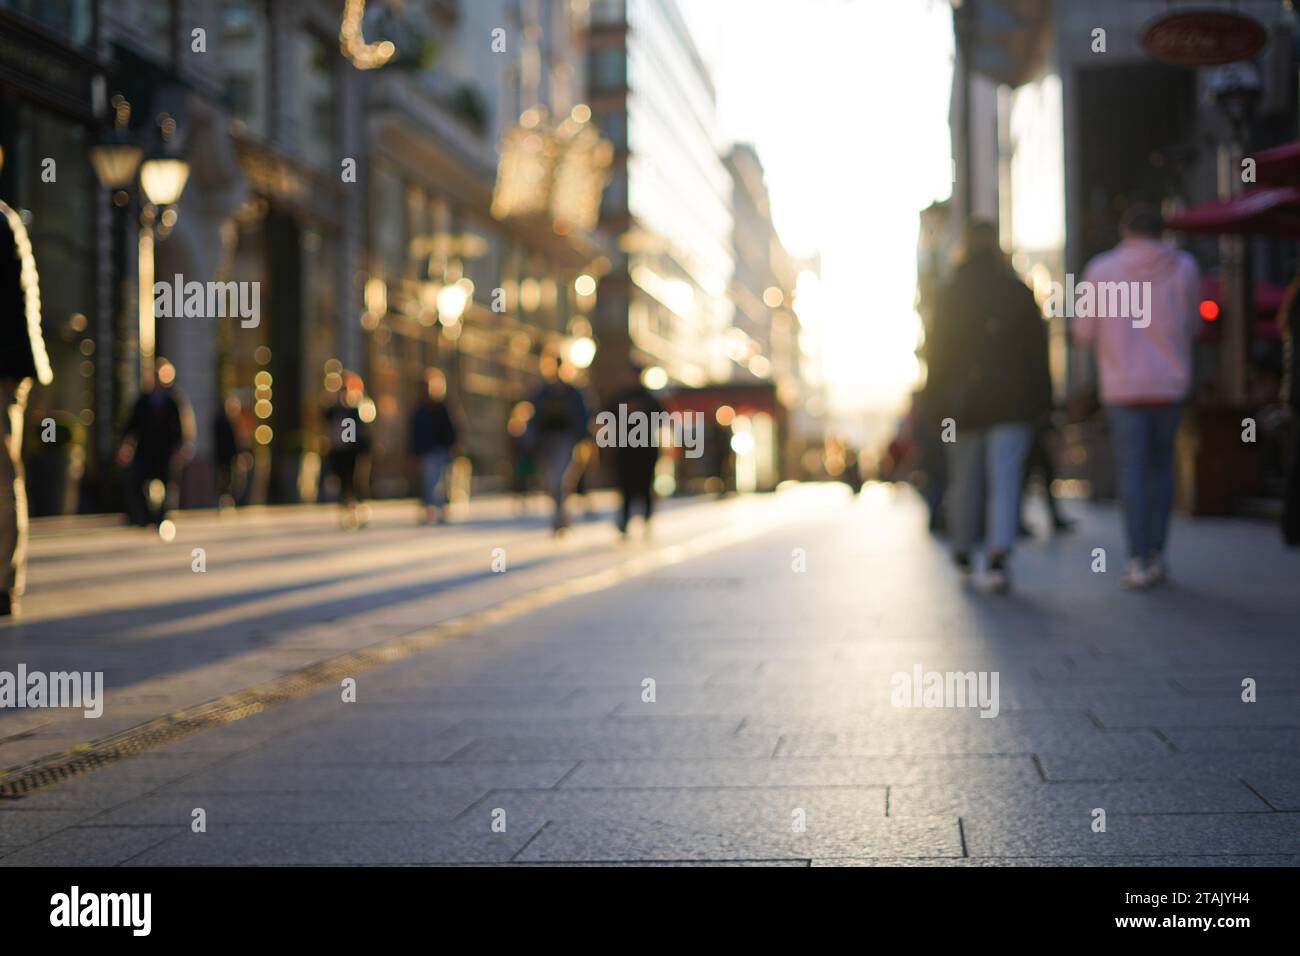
[0,513,780,799]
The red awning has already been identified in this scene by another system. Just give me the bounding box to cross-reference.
[1255,141,1300,186]
[1200,274,1287,315]
[1164,187,1300,237]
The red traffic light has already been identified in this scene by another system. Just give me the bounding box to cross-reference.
[1199,299,1220,321]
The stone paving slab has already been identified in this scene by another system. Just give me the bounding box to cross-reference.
[88,787,486,827]
[123,820,535,865]
[962,812,1300,859]
[888,780,1271,816]
[562,755,1044,789]
[0,826,179,867]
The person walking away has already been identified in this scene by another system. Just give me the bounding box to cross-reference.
[609,363,662,537]
[528,355,588,534]
[928,220,1052,592]
[507,400,536,515]
[0,164,54,617]
[1073,202,1200,588]
[1019,415,1074,536]
[410,369,457,524]
[214,395,246,510]
[119,358,190,531]
[324,373,371,529]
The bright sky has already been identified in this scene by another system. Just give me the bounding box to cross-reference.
[679,0,956,417]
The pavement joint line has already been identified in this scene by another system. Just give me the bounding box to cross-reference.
[510,821,552,862]
[551,761,583,789]
[1238,779,1280,811]
[0,506,806,800]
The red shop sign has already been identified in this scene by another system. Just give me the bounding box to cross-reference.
[1140,10,1267,66]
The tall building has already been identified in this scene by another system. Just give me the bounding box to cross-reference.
[357,0,608,496]
[724,143,803,479]
[0,0,608,512]
[585,0,734,398]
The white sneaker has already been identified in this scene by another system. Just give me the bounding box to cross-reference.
[1146,554,1167,586]
[1121,559,1150,590]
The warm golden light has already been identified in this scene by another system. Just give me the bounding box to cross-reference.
[340,0,397,69]
[139,158,190,206]
[568,336,597,369]
[642,366,669,390]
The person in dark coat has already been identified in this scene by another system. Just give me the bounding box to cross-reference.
[409,369,457,524]
[214,395,246,509]
[527,354,588,534]
[927,220,1052,592]
[119,358,189,529]
[1,158,54,616]
[324,373,371,529]
[608,363,663,537]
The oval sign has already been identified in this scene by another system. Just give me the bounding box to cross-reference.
[1141,10,1267,66]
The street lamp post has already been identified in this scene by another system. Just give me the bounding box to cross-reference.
[91,104,189,392]
[136,153,189,388]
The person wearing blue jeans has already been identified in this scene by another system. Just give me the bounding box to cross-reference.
[927,221,1053,592]
[1105,403,1182,586]
[947,423,1033,576]
[409,370,457,524]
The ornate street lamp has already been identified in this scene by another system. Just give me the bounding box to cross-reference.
[139,157,190,207]
[91,100,190,390]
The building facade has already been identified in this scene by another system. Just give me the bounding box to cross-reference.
[586,0,735,399]
[1,0,610,511]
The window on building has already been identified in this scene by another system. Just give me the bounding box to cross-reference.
[298,31,336,169]
[588,48,626,91]
[136,0,176,63]
[0,0,93,45]
[221,0,269,138]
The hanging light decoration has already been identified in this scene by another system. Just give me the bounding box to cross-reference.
[340,0,397,70]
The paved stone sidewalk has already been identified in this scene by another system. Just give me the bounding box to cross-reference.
[1,485,1297,865]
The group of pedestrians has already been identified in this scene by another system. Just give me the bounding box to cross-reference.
[397,353,662,538]
[517,355,660,537]
[925,203,1202,593]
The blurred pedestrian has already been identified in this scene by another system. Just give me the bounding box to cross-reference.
[914,386,949,533]
[1019,417,1074,536]
[928,220,1051,592]
[1073,202,1200,588]
[324,372,371,529]
[608,363,662,537]
[1,162,54,617]
[214,395,245,510]
[572,376,602,520]
[410,369,457,525]
[507,401,536,515]
[528,354,588,534]
[119,358,191,532]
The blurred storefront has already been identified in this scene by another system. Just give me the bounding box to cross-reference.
[947,0,1299,516]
